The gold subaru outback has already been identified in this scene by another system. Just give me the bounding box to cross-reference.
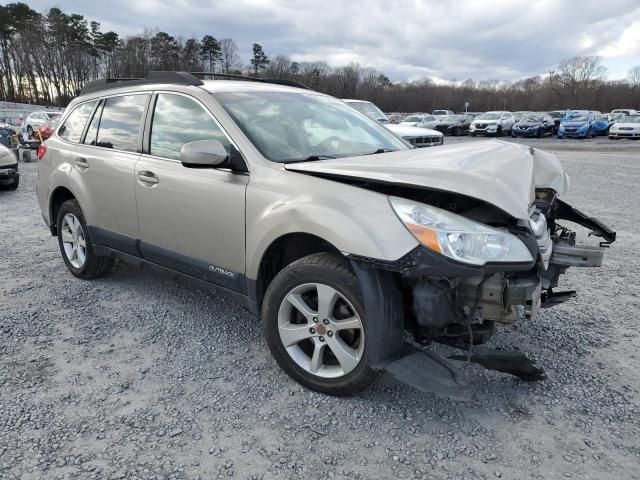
[36,72,615,398]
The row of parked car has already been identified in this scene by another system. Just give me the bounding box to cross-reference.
[395,108,640,140]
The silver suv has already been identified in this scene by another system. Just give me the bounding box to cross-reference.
[37,72,615,397]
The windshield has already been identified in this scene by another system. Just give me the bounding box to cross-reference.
[440,115,460,122]
[476,112,501,120]
[403,115,423,123]
[565,114,589,122]
[620,115,640,123]
[520,115,544,122]
[214,92,408,163]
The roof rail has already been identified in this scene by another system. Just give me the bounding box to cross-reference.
[189,72,312,90]
[79,71,311,96]
[80,71,204,95]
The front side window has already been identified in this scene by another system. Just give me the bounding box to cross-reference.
[150,94,231,160]
[214,91,408,163]
[95,94,148,152]
[347,101,389,123]
[58,101,97,143]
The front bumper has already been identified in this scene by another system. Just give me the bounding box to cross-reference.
[512,126,540,137]
[351,198,615,346]
[0,163,19,186]
[558,128,589,138]
[470,125,499,135]
[609,131,640,139]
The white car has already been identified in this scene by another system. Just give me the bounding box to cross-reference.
[22,111,62,137]
[401,114,438,129]
[610,109,637,117]
[432,109,455,116]
[608,115,640,139]
[470,111,515,136]
[343,100,444,147]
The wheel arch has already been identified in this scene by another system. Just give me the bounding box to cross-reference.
[49,186,77,235]
[251,232,343,309]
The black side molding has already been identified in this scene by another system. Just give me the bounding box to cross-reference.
[92,245,257,313]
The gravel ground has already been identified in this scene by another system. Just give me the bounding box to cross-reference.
[1,138,639,480]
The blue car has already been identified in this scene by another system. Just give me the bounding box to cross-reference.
[593,114,613,136]
[557,111,597,139]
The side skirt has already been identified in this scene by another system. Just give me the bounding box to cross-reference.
[92,244,258,314]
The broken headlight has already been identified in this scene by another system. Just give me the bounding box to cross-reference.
[389,197,533,265]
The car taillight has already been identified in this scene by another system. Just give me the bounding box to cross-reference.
[37,143,47,160]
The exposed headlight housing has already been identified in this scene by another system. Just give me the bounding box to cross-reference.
[390,197,534,265]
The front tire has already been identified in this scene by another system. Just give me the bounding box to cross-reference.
[56,199,113,279]
[262,253,378,395]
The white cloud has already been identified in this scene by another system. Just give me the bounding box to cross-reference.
[26,0,640,80]
[597,21,640,58]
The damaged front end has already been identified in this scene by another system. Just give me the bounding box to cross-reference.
[350,189,615,399]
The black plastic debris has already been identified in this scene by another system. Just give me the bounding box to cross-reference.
[449,350,546,381]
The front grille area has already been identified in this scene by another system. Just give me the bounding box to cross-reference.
[565,128,577,133]
[475,123,487,129]
[405,136,443,147]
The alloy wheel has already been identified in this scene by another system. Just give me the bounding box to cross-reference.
[61,213,87,269]
[277,283,365,378]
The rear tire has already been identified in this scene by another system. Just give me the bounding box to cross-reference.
[262,253,379,396]
[56,199,113,279]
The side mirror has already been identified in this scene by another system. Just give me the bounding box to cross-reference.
[181,140,228,168]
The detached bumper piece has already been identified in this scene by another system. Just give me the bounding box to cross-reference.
[383,345,546,401]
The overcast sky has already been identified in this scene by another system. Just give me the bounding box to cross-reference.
[23,0,640,82]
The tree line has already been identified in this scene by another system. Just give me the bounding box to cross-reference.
[1,2,639,112]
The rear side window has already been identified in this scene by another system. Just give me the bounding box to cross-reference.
[58,102,96,143]
[150,93,230,160]
[95,94,148,152]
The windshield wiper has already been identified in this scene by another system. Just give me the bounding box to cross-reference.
[365,148,394,155]
[284,155,336,164]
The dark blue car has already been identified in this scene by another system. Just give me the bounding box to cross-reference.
[511,113,555,138]
[557,111,597,139]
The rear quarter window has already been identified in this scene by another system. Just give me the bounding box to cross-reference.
[58,101,97,143]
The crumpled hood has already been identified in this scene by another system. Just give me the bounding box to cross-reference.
[386,123,442,138]
[285,140,569,220]
[472,119,498,125]
[561,121,589,128]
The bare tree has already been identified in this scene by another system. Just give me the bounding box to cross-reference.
[219,38,240,73]
[558,56,606,106]
[628,65,640,87]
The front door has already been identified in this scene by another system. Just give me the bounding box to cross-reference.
[134,92,248,292]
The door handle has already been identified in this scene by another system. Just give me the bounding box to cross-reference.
[74,157,89,170]
[137,171,159,185]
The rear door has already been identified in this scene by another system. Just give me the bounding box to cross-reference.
[134,92,248,292]
[62,93,149,253]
